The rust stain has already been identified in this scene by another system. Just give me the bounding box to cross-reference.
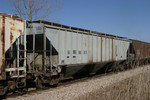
[19,29,22,33]
[10,27,16,31]
[11,17,24,22]
[102,38,104,43]
[15,18,24,22]
[84,42,87,47]
[1,16,5,79]
[11,27,23,34]
[88,59,93,63]
[10,32,14,44]
[10,21,15,26]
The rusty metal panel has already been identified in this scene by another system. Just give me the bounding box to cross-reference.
[0,16,4,78]
[5,17,24,51]
[0,15,25,80]
[132,40,150,60]
[0,16,6,80]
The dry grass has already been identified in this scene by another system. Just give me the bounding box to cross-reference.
[75,67,150,100]
[7,65,150,100]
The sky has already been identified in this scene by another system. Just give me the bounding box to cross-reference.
[0,0,150,42]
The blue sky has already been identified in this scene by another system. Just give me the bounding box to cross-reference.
[0,0,150,42]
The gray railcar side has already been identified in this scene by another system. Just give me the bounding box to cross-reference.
[26,21,131,85]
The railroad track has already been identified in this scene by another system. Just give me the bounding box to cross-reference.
[6,70,116,99]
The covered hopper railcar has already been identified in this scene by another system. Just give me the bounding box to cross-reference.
[0,13,26,96]
[26,20,131,87]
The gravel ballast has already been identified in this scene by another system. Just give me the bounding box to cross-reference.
[7,65,150,100]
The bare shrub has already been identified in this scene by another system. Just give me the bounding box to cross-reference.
[10,0,62,21]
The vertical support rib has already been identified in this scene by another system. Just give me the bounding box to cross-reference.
[92,33,93,62]
[88,32,90,62]
[50,41,52,72]
[112,38,113,61]
[81,33,83,63]
[64,30,67,64]
[58,29,60,64]
[1,16,5,79]
[101,36,103,62]
[43,27,46,73]
[33,25,35,72]
[76,31,79,63]
[96,34,98,62]
[24,20,27,76]
[17,38,19,75]
[71,30,73,64]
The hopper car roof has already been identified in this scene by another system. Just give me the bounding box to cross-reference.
[129,39,150,44]
[28,20,150,44]
[29,20,130,41]
[0,12,20,19]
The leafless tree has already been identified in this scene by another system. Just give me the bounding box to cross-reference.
[10,0,62,21]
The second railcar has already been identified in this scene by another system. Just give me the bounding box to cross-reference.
[26,20,131,87]
[131,40,150,64]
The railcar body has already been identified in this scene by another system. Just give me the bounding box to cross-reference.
[0,13,26,96]
[26,20,131,86]
[130,40,150,65]
[132,40,150,60]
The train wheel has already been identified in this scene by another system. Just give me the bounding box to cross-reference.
[49,77,59,87]
[36,78,44,89]
[18,88,28,95]
[0,85,8,99]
